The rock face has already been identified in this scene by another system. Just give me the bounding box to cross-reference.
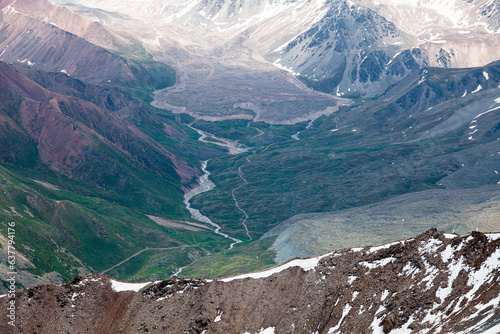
[275,0,500,96]
[2,230,500,333]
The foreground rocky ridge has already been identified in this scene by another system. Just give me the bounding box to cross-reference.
[2,229,500,333]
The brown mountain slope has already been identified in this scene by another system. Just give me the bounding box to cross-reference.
[1,0,129,51]
[0,61,196,214]
[0,0,175,91]
[2,230,500,333]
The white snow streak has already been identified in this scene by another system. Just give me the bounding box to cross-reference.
[436,257,465,304]
[487,233,500,241]
[110,279,150,292]
[327,304,352,333]
[441,244,455,263]
[380,290,389,301]
[214,310,223,322]
[221,253,333,282]
[474,105,500,120]
[368,241,400,254]
[471,85,483,94]
[360,257,396,269]
[389,315,414,333]
[419,238,442,254]
[369,305,386,334]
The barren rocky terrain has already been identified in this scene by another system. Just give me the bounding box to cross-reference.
[2,230,500,333]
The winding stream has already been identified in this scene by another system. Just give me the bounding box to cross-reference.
[187,124,249,154]
[291,119,314,140]
[184,160,242,249]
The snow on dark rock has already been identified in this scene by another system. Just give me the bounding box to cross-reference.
[2,229,500,333]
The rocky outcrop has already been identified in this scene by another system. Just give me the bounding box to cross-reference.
[274,0,427,97]
[275,0,500,96]
[2,230,500,333]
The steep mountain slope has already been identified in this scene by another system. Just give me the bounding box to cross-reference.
[362,0,500,69]
[0,161,229,292]
[3,230,500,333]
[278,0,500,95]
[45,0,500,110]
[273,0,426,96]
[0,61,196,214]
[0,62,240,290]
[0,0,176,94]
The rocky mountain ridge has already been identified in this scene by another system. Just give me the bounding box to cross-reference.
[2,229,500,333]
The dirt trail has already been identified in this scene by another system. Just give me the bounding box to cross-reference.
[100,246,196,275]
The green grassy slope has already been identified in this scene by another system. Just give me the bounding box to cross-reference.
[0,164,230,290]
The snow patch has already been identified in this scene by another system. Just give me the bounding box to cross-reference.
[483,71,490,80]
[389,315,415,333]
[221,253,332,282]
[369,305,387,334]
[474,105,500,120]
[110,279,150,292]
[70,292,84,301]
[436,257,465,304]
[352,291,359,301]
[471,85,483,94]
[380,290,389,301]
[419,238,442,254]
[368,241,400,254]
[214,310,223,322]
[421,260,439,290]
[386,51,402,66]
[19,59,34,66]
[457,294,500,333]
[327,304,352,333]
[487,233,500,241]
[399,261,420,278]
[441,244,455,263]
[360,257,397,269]
[466,249,500,300]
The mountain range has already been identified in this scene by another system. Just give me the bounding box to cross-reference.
[1,0,500,332]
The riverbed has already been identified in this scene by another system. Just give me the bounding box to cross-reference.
[183,161,242,249]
